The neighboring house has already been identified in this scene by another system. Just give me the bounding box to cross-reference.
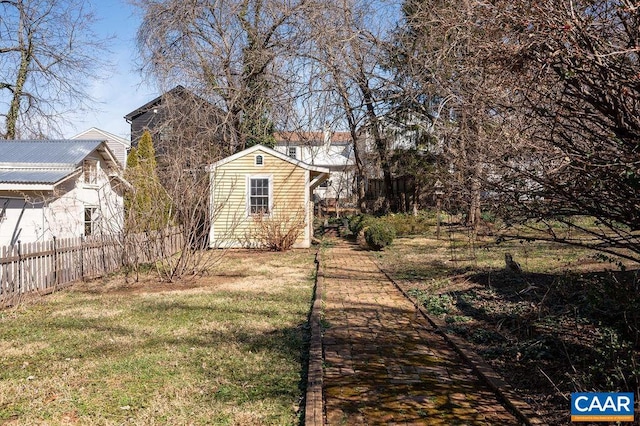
[207,145,329,249]
[0,140,128,246]
[123,85,223,152]
[359,113,442,179]
[71,127,131,168]
[274,130,356,205]
[123,85,184,144]
[360,111,441,153]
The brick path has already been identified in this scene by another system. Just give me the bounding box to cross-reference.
[321,240,521,425]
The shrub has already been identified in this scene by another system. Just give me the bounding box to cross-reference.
[249,208,306,251]
[364,219,396,250]
[348,214,374,235]
[380,213,431,236]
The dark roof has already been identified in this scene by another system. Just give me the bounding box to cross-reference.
[122,85,217,122]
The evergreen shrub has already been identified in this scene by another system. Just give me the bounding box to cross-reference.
[364,220,396,250]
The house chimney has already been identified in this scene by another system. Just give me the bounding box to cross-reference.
[323,123,331,151]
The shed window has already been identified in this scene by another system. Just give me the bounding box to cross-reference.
[288,147,297,159]
[255,155,264,166]
[249,177,270,215]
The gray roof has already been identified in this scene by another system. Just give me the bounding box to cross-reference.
[0,140,104,166]
[0,169,79,185]
[0,140,108,185]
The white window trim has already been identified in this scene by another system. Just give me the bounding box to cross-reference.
[246,175,273,217]
[83,205,99,236]
[83,159,99,187]
[288,146,297,159]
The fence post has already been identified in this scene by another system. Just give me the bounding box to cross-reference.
[101,235,107,275]
[17,240,22,295]
[53,236,58,288]
[80,235,85,281]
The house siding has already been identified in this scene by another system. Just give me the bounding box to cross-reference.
[273,142,356,202]
[0,153,124,246]
[210,148,310,248]
[71,129,130,168]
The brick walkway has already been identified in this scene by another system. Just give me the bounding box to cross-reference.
[321,240,520,425]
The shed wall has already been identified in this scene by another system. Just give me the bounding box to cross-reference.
[210,149,310,248]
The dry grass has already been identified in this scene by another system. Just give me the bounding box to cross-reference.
[0,249,316,425]
[377,230,640,423]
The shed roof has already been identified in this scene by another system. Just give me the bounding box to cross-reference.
[207,144,330,174]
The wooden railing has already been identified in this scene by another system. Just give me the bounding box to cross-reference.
[0,229,184,306]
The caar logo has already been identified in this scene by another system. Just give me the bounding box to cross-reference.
[571,392,634,422]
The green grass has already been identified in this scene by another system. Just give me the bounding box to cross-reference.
[0,250,316,425]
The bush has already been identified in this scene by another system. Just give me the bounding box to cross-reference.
[364,220,396,250]
[348,214,373,235]
[379,213,431,236]
[249,209,306,251]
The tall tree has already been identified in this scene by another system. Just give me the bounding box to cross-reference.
[390,0,527,231]
[135,0,311,151]
[0,0,109,138]
[487,0,640,261]
[304,0,399,212]
[393,0,640,261]
[125,130,171,232]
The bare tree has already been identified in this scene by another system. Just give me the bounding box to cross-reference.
[393,0,640,260]
[0,0,109,138]
[486,0,640,261]
[389,0,523,233]
[134,0,313,151]
[301,0,401,213]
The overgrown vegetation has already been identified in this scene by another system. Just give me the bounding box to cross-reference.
[345,212,432,250]
[0,249,315,425]
[248,208,307,251]
[377,220,640,424]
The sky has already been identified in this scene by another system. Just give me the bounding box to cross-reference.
[61,0,403,141]
[62,0,157,141]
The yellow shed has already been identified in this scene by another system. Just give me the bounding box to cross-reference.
[207,144,329,249]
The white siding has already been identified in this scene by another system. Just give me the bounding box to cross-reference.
[0,156,124,246]
[71,128,130,167]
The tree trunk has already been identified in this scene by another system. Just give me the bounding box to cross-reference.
[6,34,32,139]
[359,80,391,213]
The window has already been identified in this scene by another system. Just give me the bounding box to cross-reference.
[83,159,98,185]
[288,147,297,159]
[249,177,270,215]
[255,155,264,166]
[84,207,98,236]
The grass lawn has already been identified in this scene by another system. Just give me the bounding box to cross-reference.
[0,249,316,425]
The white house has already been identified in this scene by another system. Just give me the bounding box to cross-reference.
[0,140,128,246]
[274,130,356,206]
[71,127,131,168]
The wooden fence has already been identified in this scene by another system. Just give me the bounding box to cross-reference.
[365,176,417,212]
[0,229,184,306]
